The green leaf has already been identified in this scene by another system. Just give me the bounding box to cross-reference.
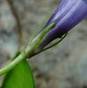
[1,60,35,88]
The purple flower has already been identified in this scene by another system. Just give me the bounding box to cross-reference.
[40,0,87,48]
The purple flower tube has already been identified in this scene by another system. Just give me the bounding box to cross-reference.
[40,0,87,48]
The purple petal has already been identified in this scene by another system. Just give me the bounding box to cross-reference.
[40,0,87,48]
[46,0,75,26]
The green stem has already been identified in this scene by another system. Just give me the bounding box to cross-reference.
[0,52,26,76]
[0,23,55,76]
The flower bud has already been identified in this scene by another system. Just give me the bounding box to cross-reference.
[40,0,87,48]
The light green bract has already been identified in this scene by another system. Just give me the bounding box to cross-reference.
[0,23,56,76]
[1,60,35,88]
[0,21,67,88]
